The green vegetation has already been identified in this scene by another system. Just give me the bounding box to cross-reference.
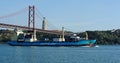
[0,29,120,45]
[0,29,13,43]
[77,29,120,45]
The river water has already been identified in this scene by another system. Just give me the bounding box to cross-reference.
[0,44,120,63]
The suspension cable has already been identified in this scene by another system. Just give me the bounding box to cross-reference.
[36,7,44,17]
[0,7,27,19]
[36,13,43,21]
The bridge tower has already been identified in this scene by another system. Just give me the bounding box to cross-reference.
[28,6,35,29]
[28,6,37,42]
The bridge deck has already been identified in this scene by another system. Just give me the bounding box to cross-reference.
[0,23,70,35]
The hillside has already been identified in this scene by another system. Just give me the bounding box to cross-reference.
[77,29,120,45]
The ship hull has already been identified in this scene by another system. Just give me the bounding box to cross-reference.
[8,40,96,46]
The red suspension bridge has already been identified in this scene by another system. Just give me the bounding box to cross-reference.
[0,6,70,35]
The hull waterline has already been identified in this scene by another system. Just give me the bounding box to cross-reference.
[8,40,96,46]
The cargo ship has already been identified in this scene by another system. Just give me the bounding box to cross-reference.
[8,28,96,47]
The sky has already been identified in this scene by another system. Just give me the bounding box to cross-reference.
[0,0,120,32]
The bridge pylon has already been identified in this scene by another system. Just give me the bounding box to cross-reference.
[28,5,35,30]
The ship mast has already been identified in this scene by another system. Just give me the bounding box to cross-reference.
[85,32,88,40]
